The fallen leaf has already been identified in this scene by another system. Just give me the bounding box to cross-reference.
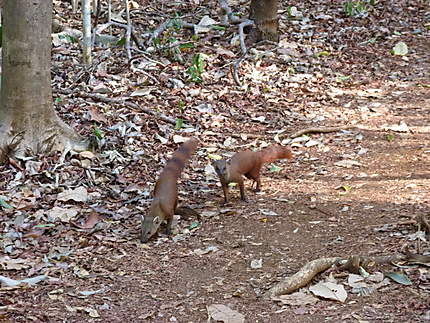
[383,121,409,132]
[193,246,219,256]
[47,206,78,223]
[73,212,100,229]
[392,41,408,56]
[0,257,31,270]
[88,106,108,123]
[250,259,262,269]
[0,274,48,287]
[309,281,347,302]
[57,187,88,202]
[272,292,319,306]
[334,160,362,168]
[207,304,245,323]
[384,272,412,285]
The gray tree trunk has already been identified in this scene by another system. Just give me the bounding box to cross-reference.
[249,0,279,43]
[0,0,87,159]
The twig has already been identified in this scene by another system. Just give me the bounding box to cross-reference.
[232,52,247,86]
[219,0,241,25]
[146,20,170,47]
[123,0,132,59]
[128,54,165,68]
[55,89,176,125]
[232,19,254,86]
[288,125,356,139]
[93,0,102,29]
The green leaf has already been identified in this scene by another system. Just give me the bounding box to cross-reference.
[385,272,412,285]
[211,25,226,31]
[269,165,283,173]
[208,154,222,160]
[0,198,12,209]
[59,34,78,43]
[55,97,62,103]
[192,53,205,73]
[392,41,408,56]
[178,42,195,50]
[177,100,185,112]
[93,125,104,139]
[174,118,183,130]
[386,134,395,142]
[336,75,351,82]
[189,222,199,230]
[116,37,126,46]
[341,185,351,192]
[315,51,330,57]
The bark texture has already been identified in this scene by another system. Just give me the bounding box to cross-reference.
[249,0,279,43]
[0,0,87,159]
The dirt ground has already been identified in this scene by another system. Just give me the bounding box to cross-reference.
[1,0,429,322]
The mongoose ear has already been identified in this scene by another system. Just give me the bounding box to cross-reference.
[153,216,161,225]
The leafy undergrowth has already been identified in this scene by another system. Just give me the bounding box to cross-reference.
[1,0,429,321]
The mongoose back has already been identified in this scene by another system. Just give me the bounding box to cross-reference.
[141,138,199,242]
[213,145,293,203]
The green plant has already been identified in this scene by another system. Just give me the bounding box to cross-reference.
[174,118,184,130]
[186,53,205,83]
[344,1,371,17]
[169,16,183,31]
[177,100,185,113]
[92,125,104,139]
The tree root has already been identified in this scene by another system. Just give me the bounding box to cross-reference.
[265,253,430,299]
[265,257,341,299]
[288,125,356,139]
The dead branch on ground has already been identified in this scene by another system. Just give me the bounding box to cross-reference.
[265,253,429,299]
[265,257,341,299]
[288,125,356,139]
[55,89,176,125]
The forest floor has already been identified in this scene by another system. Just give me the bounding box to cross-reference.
[1,0,429,322]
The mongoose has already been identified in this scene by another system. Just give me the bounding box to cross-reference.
[213,145,293,203]
[141,138,199,242]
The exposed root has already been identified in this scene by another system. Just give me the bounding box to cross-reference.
[265,252,429,299]
[265,257,341,299]
[288,125,356,139]
[0,115,88,161]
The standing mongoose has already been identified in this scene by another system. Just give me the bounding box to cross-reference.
[213,145,293,203]
[141,138,199,242]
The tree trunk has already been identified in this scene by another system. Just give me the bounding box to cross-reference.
[0,0,87,159]
[249,0,279,43]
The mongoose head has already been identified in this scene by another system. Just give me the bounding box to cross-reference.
[140,214,162,242]
[212,159,228,178]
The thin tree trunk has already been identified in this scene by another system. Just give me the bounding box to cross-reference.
[82,0,92,64]
[249,0,279,43]
[0,0,87,159]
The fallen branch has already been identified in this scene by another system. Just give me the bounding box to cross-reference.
[265,253,428,299]
[288,125,356,139]
[55,89,176,125]
[265,257,341,299]
[219,0,241,25]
